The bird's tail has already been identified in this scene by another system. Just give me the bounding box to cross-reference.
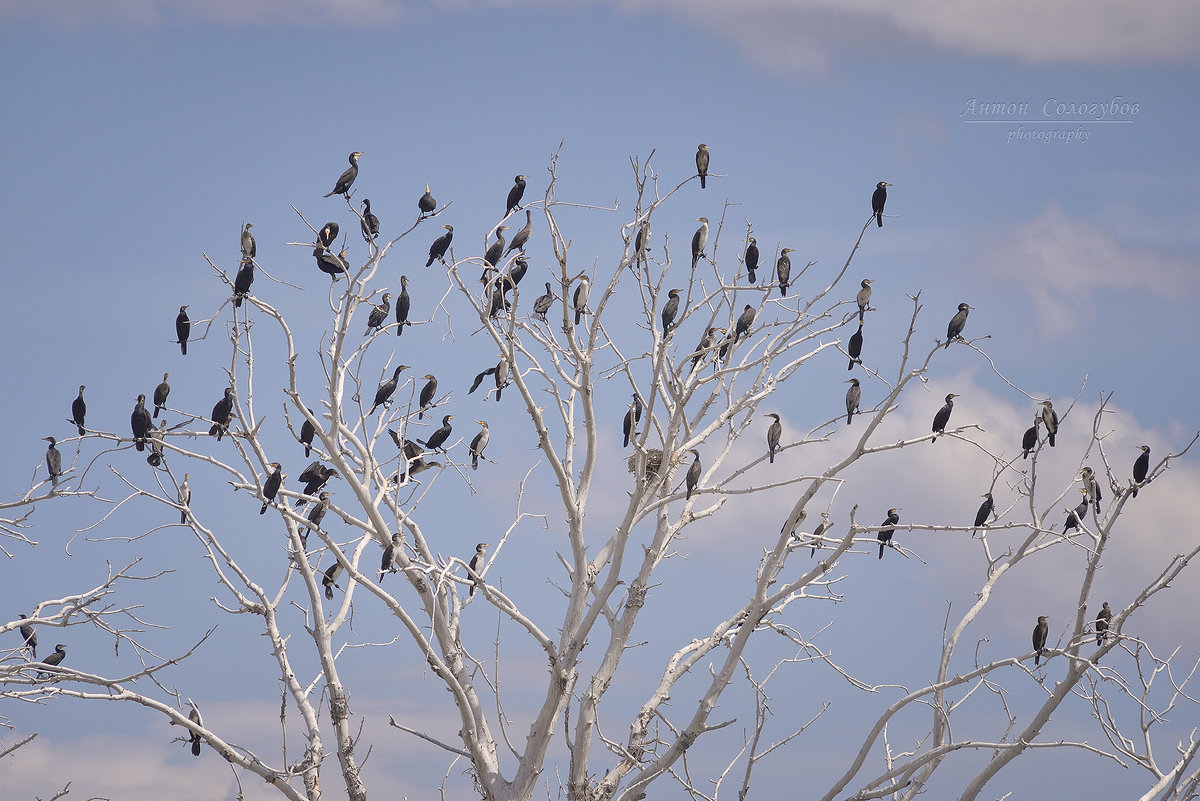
[747,268,756,284]
[700,175,706,189]
[154,407,160,419]
[878,542,884,559]
[876,213,883,228]
[180,341,188,356]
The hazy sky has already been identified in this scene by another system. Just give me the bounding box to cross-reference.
[2,2,1198,799]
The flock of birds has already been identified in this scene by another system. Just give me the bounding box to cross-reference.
[19,145,1156,735]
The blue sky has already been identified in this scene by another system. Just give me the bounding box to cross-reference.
[2,2,1198,799]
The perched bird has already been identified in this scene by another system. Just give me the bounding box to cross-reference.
[691,217,708,268]
[1032,616,1049,666]
[483,226,508,269]
[153,373,170,418]
[507,257,528,290]
[232,258,254,308]
[322,562,342,600]
[395,275,411,336]
[147,419,167,467]
[1081,467,1102,514]
[178,473,191,524]
[40,643,67,672]
[847,324,863,370]
[426,224,453,267]
[973,492,994,533]
[765,413,782,464]
[695,144,709,189]
[622,393,643,448]
[572,274,590,326]
[369,365,409,415]
[685,449,702,500]
[1095,602,1112,645]
[379,532,403,581]
[845,378,861,425]
[18,614,37,659]
[1040,401,1058,447]
[469,358,510,401]
[634,221,651,267]
[176,306,191,356]
[316,247,349,281]
[299,411,317,458]
[363,292,392,336]
[324,151,363,198]
[1132,445,1150,497]
[506,175,527,216]
[744,237,759,284]
[240,222,256,260]
[506,210,532,255]
[302,491,330,549]
[1063,488,1089,533]
[856,279,873,322]
[533,282,555,321]
[296,462,338,507]
[809,512,833,557]
[418,185,436,216]
[418,374,438,419]
[209,387,234,440]
[930,393,958,442]
[131,394,152,452]
[776,248,793,296]
[317,221,340,251]
[70,385,87,436]
[660,288,682,334]
[1021,417,1040,459]
[187,701,203,757]
[260,463,283,514]
[689,327,723,374]
[421,415,454,451]
[944,303,971,349]
[871,182,890,227]
[361,198,380,240]
[733,304,756,343]
[467,542,488,597]
[878,508,900,559]
[469,421,490,470]
[43,437,62,487]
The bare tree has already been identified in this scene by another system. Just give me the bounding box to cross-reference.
[2,150,1197,801]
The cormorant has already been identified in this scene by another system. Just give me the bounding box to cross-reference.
[1132,445,1150,497]
[19,614,37,659]
[300,411,317,458]
[506,210,532,255]
[322,562,342,600]
[685,449,702,500]
[209,387,234,440]
[733,304,755,343]
[695,144,709,189]
[691,217,708,268]
[507,257,528,291]
[468,542,488,597]
[689,327,723,374]
[1063,488,1089,533]
[316,247,349,281]
[71,385,87,436]
[369,365,409,415]
[317,222,340,251]
[483,226,508,269]
[187,701,203,757]
[622,393,643,448]
[572,274,590,326]
[418,185,436,216]
[872,182,890,228]
[147,419,167,467]
[241,222,256,260]
[41,643,67,671]
[260,462,283,514]
[421,415,454,451]
[661,288,681,334]
[810,512,833,557]
[635,222,651,267]
[324,151,363,198]
[856,279,873,322]
[131,394,151,452]
[379,532,402,582]
[153,373,170,418]
[776,248,793,296]
[44,437,62,488]
[296,462,337,506]
[878,508,900,559]
[426,224,453,267]
[1033,616,1049,666]
[944,303,971,348]
[931,393,958,442]
[395,276,411,336]
[1022,417,1040,459]
[766,413,782,464]
[364,292,392,336]
[744,237,759,283]
[469,421,489,470]
[176,306,190,355]
[361,198,380,240]
[533,282,554,321]
[468,358,509,401]
[973,492,994,533]
[848,323,863,370]
[302,492,330,549]
[418,374,438,419]
[845,379,861,425]
[1040,401,1058,447]
[233,259,254,308]
[178,473,190,524]
[506,175,526,216]
[1081,466,1102,514]
[1095,602,1111,645]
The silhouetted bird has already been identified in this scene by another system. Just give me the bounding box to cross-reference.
[872,181,890,227]
[421,415,454,451]
[744,237,759,283]
[1095,602,1111,645]
[1081,467,1102,514]
[469,421,489,470]
[1033,616,1049,666]
[468,542,488,597]
[506,210,532,255]
[361,198,380,240]
[153,373,170,418]
[369,366,409,415]
[324,151,362,198]
[418,185,436,216]
[187,701,203,757]
[856,279,873,323]
[379,532,402,581]
[1040,401,1058,447]
[209,388,234,441]
[40,643,67,674]
[364,292,392,336]
[848,324,863,370]
[418,374,438,419]
[1063,489,1089,533]
[178,473,190,524]
[810,512,833,557]
[296,462,337,507]
[1022,417,1040,459]
[622,393,643,448]
[661,288,681,334]
[845,379,861,425]
[685,450,702,500]
[131,394,151,452]
[691,217,708,268]
[776,248,793,296]
[878,508,900,559]
[733,304,755,343]
[176,306,190,355]
[43,437,63,487]
[944,303,971,348]
[533,282,555,321]
[302,492,329,549]
[931,393,958,442]
[241,222,256,260]
[69,385,87,436]
[426,225,453,267]
[19,614,37,659]
[695,144,709,189]
[973,493,994,534]
[1132,445,1150,497]
[300,411,317,458]
[766,413,782,464]
[322,562,342,600]
[572,274,590,326]
[506,175,527,216]
[260,463,283,514]
[233,259,254,308]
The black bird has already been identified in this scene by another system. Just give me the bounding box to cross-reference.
[153,372,170,418]
[302,491,330,549]
[691,217,708,268]
[622,393,643,448]
[468,542,488,597]
[695,144,709,189]
[178,473,190,524]
[809,512,834,557]
[233,258,254,308]
[131,394,152,452]
[469,421,489,470]
[506,210,532,255]
[572,274,590,326]
[426,224,453,267]
[418,374,438,419]
[973,492,994,533]
[1040,401,1058,447]
[369,365,409,415]
[1021,417,1040,459]
[361,198,380,240]
[845,378,861,425]
[260,462,283,514]
[187,701,203,757]
[209,387,234,440]
[733,304,755,343]
[1132,445,1150,497]
[634,221,651,267]
[685,449,702,500]
[689,327,723,374]
[872,181,890,227]
[176,306,190,355]
[71,385,86,436]
[40,643,67,672]
[421,415,454,451]
[856,279,873,323]
[507,257,528,291]
[930,393,958,442]
[1095,602,1112,645]
[296,461,338,506]
[44,437,63,488]
[300,411,317,458]
[241,222,256,260]
[765,414,782,464]
[379,532,402,581]
[322,562,342,601]
[469,358,509,401]
[316,247,349,281]
[483,226,508,270]
[418,185,436,216]
[395,275,411,336]
[147,419,167,467]
[317,221,340,251]
[944,302,971,349]
[878,508,900,559]
[324,151,363,198]
[776,248,793,296]
[717,330,736,362]
[660,288,681,334]
[533,282,555,321]
[1063,488,1089,533]
[363,292,392,336]
[744,237,759,283]
[1033,616,1049,666]
[847,324,864,370]
[506,175,527,216]
[1081,467,1102,514]
[19,614,37,659]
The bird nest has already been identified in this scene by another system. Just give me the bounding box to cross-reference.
[627,448,664,480]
